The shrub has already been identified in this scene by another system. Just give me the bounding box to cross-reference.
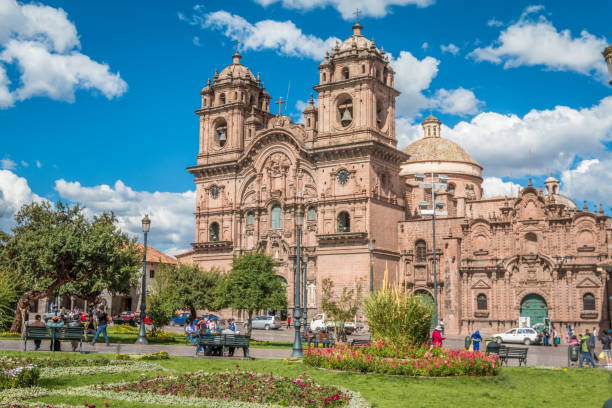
[0,365,39,389]
[363,283,432,346]
[0,274,19,332]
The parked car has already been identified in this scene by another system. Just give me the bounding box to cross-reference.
[112,311,137,326]
[243,315,281,330]
[134,314,152,325]
[493,328,541,345]
[310,313,357,335]
[169,312,193,326]
[198,313,219,322]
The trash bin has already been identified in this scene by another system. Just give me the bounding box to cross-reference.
[464,336,471,350]
[568,345,579,366]
[486,341,501,354]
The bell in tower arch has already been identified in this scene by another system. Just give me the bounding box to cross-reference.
[341,108,352,125]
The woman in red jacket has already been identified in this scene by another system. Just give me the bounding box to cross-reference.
[432,325,445,347]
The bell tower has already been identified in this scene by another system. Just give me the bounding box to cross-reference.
[196,52,271,165]
[313,21,399,147]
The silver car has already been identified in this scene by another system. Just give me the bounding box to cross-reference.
[243,315,281,330]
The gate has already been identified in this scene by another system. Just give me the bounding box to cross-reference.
[520,294,547,326]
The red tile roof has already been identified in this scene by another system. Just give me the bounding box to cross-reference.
[135,243,177,265]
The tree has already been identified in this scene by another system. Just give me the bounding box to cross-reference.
[158,263,222,319]
[1,202,141,332]
[215,251,287,336]
[320,278,363,342]
[146,269,175,332]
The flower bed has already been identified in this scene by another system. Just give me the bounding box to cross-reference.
[96,370,355,407]
[115,351,169,361]
[0,364,39,390]
[305,341,500,377]
[0,356,116,369]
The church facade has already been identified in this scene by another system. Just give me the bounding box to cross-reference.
[177,22,612,335]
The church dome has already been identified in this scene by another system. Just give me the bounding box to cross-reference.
[335,22,380,55]
[550,194,578,210]
[218,52,256,81]
[403,137,480,166]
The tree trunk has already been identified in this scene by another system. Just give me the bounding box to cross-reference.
[10,296,30,334]
[189,307,197,321]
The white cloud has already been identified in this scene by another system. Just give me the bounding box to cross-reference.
[193,36,201,47]
[487,18,503,27]
[390,51,439,118]
[183,9,339,61]
[421,42,428,50]
[482,177,522,198]
[440,43,459,55]
[0,0,127,108]
[0,170,48,231]
[560,158,612,207]
[469,6,608,80]
[439,96,612,178]
[395,117,422,148]
[430,87,483,116]
[1,158,16,170]
[54,179,196,254]
[252,0,435,20]
[35,160,42,168]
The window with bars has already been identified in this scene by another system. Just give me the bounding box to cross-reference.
[583,293,595,310]
[415,240,426,262]
[477,294,488,310]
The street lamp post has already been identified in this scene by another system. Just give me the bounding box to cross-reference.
[135,214,151,345]
[415,172,448,327]
[603,44,612,85]
[292,207,304,358]
[302,253,309,337]
[368,238,375,293]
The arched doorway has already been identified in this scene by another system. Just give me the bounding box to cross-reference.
[414,290,435,329]
[520,294,547,326]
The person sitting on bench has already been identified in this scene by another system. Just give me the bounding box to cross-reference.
[46,315,64,351]
[29,315,46,351]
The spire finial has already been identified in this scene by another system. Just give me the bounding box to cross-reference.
[352,9,363,36]
[308,93,314,105]
[354,8,361,24]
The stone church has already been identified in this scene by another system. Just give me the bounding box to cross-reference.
[177,21,612,335]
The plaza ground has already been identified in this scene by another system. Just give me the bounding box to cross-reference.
[0,349,610,408]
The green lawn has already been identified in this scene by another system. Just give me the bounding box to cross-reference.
[1,350,610,408]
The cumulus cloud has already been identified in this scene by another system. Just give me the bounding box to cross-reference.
[192,36,201,47]
[181,9,339,60]
[440,43,459,55]
[390,51,439,118]
[560,158,612,208]
[487,18,503,27]
[469,6,608,80]
[421,42,429,50]
[439,96,612,178]
[0,170,48,231]
[252,0,435,20]
[0,0,127,108]
[430,87,483,116]
[482,177,522,198]
[54,179,196,255]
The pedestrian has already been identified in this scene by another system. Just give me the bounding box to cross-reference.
[29,315,46,351]
[579,330,596,368]
[432,325,445,347]
[46,315,64,351]
[185,319,198,345]
[588,328,598,362]
[593,326,598,346]
[553,328,559,347]
[471,330,483,351]
[601,330,612,367]
[543,328,550,347]
[439,319,445,335]
[287,316,291,329]
[91,306,110,346]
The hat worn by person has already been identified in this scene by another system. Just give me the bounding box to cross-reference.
[435,326,442,331]
[51,315,61,322]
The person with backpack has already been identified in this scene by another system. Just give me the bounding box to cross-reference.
[579,329,596,368]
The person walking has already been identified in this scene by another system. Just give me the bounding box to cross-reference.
[601,330,612,367]
[185,319,198,345]
[553,328,559,347]
[287,317,291,329]
[471,330,483,351]
[579,330,596,368]
[432,326,445,347]
[588,328,598,362]
[91,306,110,346]
[29,315,46,351]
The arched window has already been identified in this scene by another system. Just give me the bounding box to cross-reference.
[342,67,349,79]
[249,95,254,106]
[220,93,226,104]
[307,118,311,127]
[209,222,219,242]
[525,232,538,253]
[477,294,488,310]
[362,64,366,73]
[448,183,455,195]
[307,206,316,221]
[234,91,237,100]
[215,119,227,148]
[583,293,595,310]
[337,211,350,232]
[247,211,254,225]
[204,98,208,107]
[337,95,353,127]
[322,72,326,82]
[415,240,426,262]
[271,205,282,229]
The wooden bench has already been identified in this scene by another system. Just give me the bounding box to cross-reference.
[24,326,84,352]
[196,334,250,357]
[350,339,372,348]
[498,346,528,366]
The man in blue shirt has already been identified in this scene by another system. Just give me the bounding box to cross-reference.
[471,330,483,351]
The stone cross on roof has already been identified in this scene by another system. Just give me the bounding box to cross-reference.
[274,96,286,116]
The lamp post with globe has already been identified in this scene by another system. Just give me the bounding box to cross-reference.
[291,207,304,358]
[135,214,151,345]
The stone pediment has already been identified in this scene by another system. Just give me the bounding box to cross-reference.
[576,277,599,288]
[471,279,491,289]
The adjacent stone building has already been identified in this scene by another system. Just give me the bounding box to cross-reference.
[178,22,612,335]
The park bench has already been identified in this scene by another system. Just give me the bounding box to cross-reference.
[498,346,528,366]
[24,326,84,352]
[301,332,336,348]
[196,334,250,357]
[350,339,372,348]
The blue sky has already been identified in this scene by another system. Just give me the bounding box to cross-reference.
[1,0,611,253]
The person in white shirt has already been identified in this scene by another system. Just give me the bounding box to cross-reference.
[185,319,198,345]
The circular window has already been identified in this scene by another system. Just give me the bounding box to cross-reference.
[210,185,219,199]
[337,169,350,185]
[336,95,353,127]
